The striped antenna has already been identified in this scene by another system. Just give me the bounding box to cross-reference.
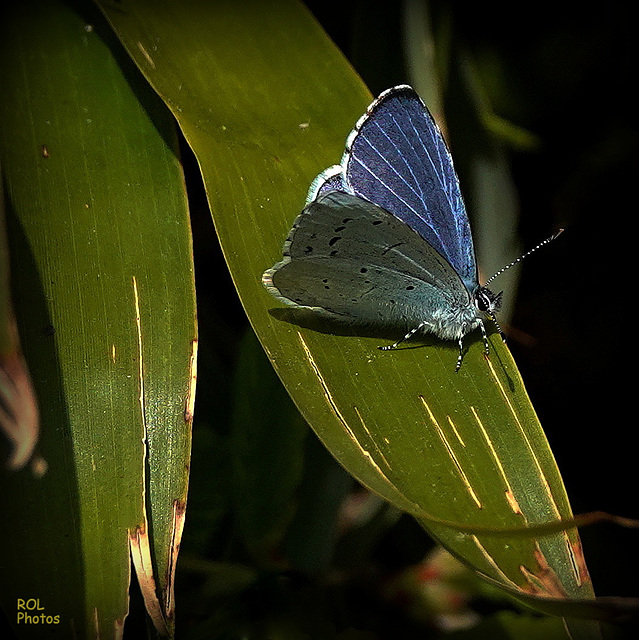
[484,229,564,288]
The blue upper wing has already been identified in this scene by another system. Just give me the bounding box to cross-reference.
[341,85,477,292]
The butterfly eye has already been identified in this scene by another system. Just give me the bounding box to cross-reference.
[476,293,489,312]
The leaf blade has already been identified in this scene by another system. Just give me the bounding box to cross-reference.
[0,2,196,636]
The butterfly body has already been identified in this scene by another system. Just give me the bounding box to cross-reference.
[263,85,504,369]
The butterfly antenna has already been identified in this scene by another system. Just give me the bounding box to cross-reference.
[484,229,564,288]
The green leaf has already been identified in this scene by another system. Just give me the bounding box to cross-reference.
[96,0,601,634]
[0,1,195,637]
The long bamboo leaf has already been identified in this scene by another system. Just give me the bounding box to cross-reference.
[0,2,196,637]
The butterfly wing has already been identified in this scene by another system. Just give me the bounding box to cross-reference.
[264,192,473,336]
[341,85,478,292]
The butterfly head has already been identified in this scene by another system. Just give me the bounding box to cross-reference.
[475,287,502,314]
[474,287,506,343]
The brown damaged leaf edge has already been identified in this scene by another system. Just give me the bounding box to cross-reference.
[129,524,169,637]
[164,499,188,622]
[184,338,198,425]
[128,474,189,638]
[521,545,573,598]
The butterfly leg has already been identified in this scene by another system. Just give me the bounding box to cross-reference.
[379,320,431,351]
[455,339,465,372]
[456,322,490,372]
[487,311,507,343]
[479,320,490,356]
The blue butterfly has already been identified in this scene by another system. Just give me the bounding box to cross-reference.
[263,85,555,370]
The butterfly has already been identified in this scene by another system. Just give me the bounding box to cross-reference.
[263,85,557,370]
